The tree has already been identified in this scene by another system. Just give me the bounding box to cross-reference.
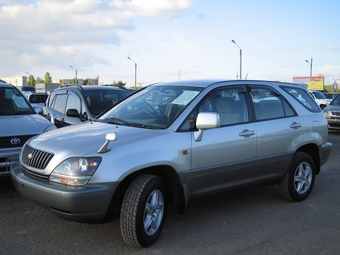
[71,78,77,84]
[27,75,35,86]
[44,72,52,83]
[112,80,126,87]
[36,77,43,83]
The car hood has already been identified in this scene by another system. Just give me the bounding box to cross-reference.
[0,114,52,136]
[29,121,160,156]
[324,105,340,111]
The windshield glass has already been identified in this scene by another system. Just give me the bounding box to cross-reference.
[99,85,203,129]
[0,87,35,115]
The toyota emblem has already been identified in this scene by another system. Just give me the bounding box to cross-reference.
[10,138,21,145]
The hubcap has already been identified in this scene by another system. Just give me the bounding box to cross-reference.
[294,162,312,194]
[143,189,164,236]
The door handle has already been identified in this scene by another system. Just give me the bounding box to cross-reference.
[239,129,255,137]
[290,122,301,129]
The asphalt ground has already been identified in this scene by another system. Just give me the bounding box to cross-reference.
[1,131,339,255]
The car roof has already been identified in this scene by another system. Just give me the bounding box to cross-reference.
[150,79,302,88]
[57,85,129,91]
[0,82,16,88]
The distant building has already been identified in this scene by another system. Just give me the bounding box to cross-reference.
[0,76,27,87]
[1,76,99,88]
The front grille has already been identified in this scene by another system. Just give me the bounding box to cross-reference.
[331,111,340,117]
[22,166,50,181]
[0,134,37,148]
[0,157,11,173]
[21,144,54,169]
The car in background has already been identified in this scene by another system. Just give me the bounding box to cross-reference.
[323,94,340,130]
[0,82,56,177]
[42,85,132,128]
[308,90,331,109]
[323,92,339,100]
[11,79,332,247]
[28,92,48,114]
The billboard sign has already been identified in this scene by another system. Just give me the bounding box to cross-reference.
[292,76,324,90]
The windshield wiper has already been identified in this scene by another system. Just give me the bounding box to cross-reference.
[107,117,128,125]
[125,122,159,129]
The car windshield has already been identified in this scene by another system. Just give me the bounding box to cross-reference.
[0,87,35,115]
[330,95,340,106]
[99,85,203,129]
[83,89,132,115]
[313,91,327,99]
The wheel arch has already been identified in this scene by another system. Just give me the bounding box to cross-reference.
[297,143,320,174]
[107,165,186,219]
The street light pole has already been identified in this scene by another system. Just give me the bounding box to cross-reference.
[26,72,33,86]
[232,40,242,79]
[127,57,137,89]
[69,65,78,84]
[305,58,313,81]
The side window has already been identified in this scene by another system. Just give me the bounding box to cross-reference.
[200,88,249,126]
[65,93,81,114]
[281,86,320,112]
[52,94,68,114]
[250,87,295,121]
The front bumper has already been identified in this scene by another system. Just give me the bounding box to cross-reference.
[327,118,340,130]
[11,166,119,221]
[0,148,20,176]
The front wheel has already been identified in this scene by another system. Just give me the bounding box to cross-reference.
[279,152,315,202]
[120,174,167,248]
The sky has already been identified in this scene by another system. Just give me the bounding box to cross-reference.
[0,0,339,88]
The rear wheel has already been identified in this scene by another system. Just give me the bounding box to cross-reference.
[279,152,315,202]
[120,174,166,248]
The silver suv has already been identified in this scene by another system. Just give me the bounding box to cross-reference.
[0,82,56,177]
[11,80,332,247]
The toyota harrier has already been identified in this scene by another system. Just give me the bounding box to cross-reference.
[11,80,332,247]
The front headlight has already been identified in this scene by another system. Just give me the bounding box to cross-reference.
[50,157,102,186]
[44,124,57,132]
[323,111,330,119]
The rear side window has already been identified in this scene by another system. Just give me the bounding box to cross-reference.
[281,86,320,112]
[250,87,295,121]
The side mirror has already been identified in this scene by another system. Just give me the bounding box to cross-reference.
[194,112,220,141]
[66,109,80,118]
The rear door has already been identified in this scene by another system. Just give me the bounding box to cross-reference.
[250,86,303,183]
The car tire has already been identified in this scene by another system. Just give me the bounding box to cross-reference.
[279,152,315,202]
[120,174,167,248]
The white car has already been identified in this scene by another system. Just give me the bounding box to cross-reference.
[0,82,56,177]
[308,90,331,109]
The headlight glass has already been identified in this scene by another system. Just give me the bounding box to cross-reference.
[50,157,102,186]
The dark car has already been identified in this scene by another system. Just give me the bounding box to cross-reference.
[28,92,48,114]
[323,92,339,100]
[43,85,132,128]
[323,94,340,130]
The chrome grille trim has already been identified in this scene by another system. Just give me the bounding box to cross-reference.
[22,166,50,181]
[21,144,54,169]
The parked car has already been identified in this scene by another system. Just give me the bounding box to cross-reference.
[28,92,48,114]
[323,92,339,100]
[323,94,340,130]
[308,90,331,109]
[0,82,56,177]
[42,85,132,128]
[11,80,332,247]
